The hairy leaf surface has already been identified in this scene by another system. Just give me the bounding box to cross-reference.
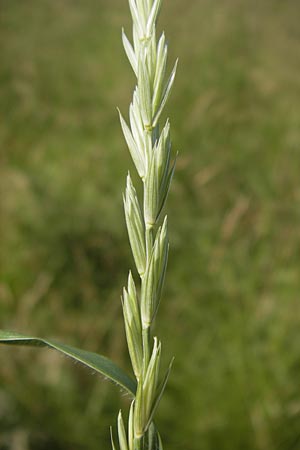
[0,330,136,396]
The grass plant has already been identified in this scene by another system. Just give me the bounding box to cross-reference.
[1,1,300,449]
[0,1,177,449]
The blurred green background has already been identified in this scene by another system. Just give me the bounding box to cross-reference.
[1,0,300,449]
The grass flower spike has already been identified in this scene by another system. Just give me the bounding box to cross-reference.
[113,0,178,448]
[0,0,178,448]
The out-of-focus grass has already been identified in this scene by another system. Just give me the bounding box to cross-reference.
[1,0,300,449]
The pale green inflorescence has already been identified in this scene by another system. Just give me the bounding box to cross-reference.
[112,0,177,449]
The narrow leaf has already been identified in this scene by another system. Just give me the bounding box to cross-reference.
[0,330,136,396]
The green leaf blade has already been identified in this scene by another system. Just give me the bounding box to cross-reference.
[0,330,136,396]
